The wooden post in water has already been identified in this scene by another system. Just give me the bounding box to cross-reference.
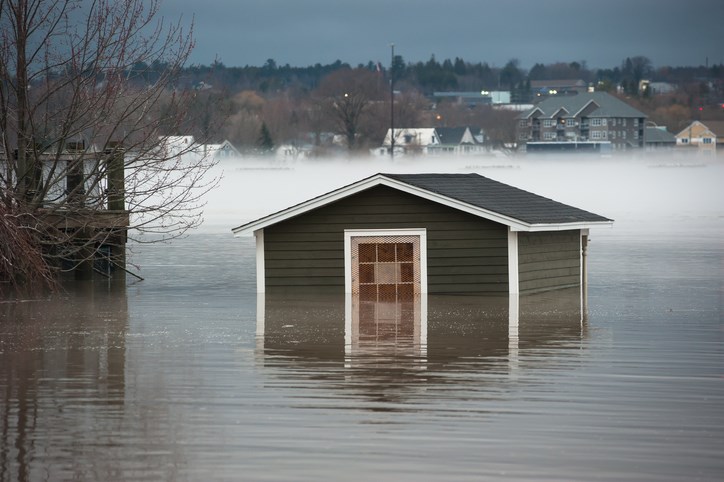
[107,143,125,212]
[106,143,127,284]
[66,140,86,207]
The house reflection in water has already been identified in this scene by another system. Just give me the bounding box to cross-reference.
[257,288,585,383]
[0,287,128,480]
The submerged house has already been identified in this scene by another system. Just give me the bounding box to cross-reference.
[232,173,612,299]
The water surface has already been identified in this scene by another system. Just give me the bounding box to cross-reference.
[1,159,723,481]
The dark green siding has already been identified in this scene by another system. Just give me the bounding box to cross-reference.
[264,186,508,295]
[518,230,580,293]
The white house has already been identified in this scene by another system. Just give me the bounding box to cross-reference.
[374,127,486,156]
[158,136,241,160]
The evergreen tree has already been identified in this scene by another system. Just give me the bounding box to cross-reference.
[258,122,274,152]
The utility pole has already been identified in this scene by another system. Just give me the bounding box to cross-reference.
[390,43,395,160]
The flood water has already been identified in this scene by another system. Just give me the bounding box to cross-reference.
[1,157,723,481]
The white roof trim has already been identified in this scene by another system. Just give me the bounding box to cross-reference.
[550,107,570,118]
[512,221,613,232]
[573,99,600,118]
[232,174,612,236]
[523,107,544,119]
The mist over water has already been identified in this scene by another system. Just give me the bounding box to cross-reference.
[2,153,723,481]
[205,152,723,237]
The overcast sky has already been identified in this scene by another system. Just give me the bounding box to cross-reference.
[157,0,724,69]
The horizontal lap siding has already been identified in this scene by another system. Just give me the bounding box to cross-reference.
[518,230,580,293]
[264,186,508,295]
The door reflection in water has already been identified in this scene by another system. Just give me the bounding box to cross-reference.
[257,288,585,383]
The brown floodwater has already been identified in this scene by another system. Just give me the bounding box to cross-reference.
[1,159,723,481]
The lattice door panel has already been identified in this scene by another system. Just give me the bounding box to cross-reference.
[351,235,421,301]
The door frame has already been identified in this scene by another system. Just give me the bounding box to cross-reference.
[344,228,428,294]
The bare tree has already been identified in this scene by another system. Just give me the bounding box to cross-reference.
[315,68,383,150]
[0,0,216,292]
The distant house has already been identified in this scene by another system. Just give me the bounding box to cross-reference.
[518,92,647,151]
[232,173,612,298]
[644,126,676,150]
[204,140,241,160]
[530,79,589,97]
[373,127,485,156]
[639,81,677,95]
[675,121,723,154]
[433,91,511,106]
[158,136,241,160]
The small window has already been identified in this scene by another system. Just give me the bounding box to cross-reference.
[703,138,712,144]
[543,119,553,127]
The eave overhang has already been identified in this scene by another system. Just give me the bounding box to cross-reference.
[231,174,613,237]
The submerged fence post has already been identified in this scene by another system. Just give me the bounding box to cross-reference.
[107,143,125,212]
[106,143,127,283]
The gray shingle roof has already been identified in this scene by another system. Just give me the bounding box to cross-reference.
[520,92,646,119]
[383,173,611,224]
[644,127,676,143]
[435,127,468,145]
[232,172,612,235]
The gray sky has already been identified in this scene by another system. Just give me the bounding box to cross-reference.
[158,0,724,69]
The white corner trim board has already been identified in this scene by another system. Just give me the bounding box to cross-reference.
[255,229,265,293]
[507,228,519,295]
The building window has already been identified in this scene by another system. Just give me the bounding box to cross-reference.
[622,118,627,127]
[543,132,555,140]
[622,131,627,139]
[542,119,553,127]
[519,120,528,127]
[634,131,638,140]
[611,131,616,139]
[567,118,577,127]
[591,118,602,127]
[591,131,602,139]
[518,133,527,140]
[611,118,617,127]
[634,118,639,127]
[681,138,689,144]
[703,138,712,144]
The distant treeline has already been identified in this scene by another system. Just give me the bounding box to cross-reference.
[132,56,724,99]
[121,56,724,152]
